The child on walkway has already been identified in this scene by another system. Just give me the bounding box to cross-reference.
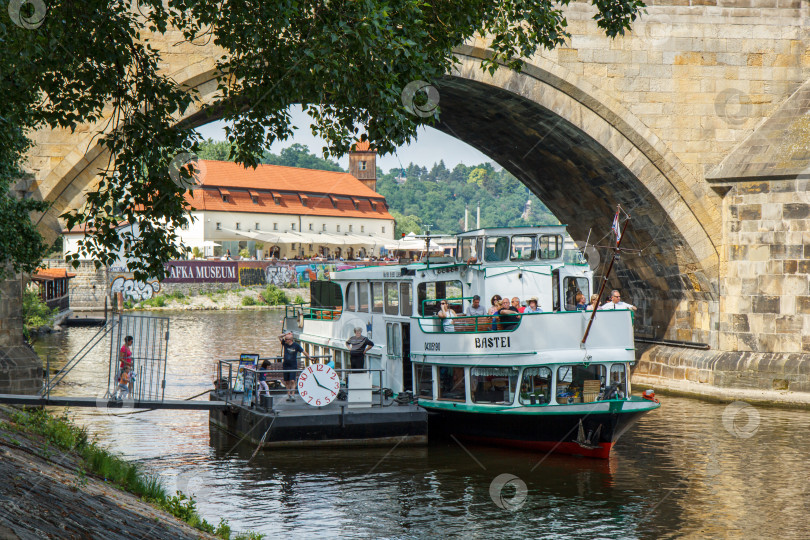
[116,366,131,400]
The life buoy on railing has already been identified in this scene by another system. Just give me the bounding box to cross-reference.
[642,389,659,403]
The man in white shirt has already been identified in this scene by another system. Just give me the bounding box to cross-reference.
[466,295,486,316]
[599,290,637,311]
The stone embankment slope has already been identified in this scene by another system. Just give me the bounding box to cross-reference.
[0,406,215,540]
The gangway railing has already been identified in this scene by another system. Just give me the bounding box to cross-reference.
[41,317,115,397]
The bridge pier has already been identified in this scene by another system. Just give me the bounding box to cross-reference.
[0,275,43,395]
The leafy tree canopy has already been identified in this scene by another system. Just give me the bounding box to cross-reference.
[2,0,643,280]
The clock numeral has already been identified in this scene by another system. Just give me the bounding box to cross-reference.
[307,396,314,403]
[300,373,308,381]
[301,390,307,396]
[330,374,337,380]
[316,364,324,371]
[307,366,314,374]
[330,390,337,397]
[316,399,321,406]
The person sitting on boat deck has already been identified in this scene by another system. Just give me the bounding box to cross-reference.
[465,295,486,317]
[599,290,637,311]
[497,297,521,330]
[257,359,271,398]
[586,294,600,311]
[346,327,374,372]
[488,294,502,330]
[279,331,312,401]
[437,301,457,332]
[524,296,542,313]
[575,292,588,311]
[511,297,526,313]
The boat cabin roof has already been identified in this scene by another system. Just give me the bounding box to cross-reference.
[456,225,568,237]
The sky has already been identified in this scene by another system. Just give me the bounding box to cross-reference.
[194,105,494,173]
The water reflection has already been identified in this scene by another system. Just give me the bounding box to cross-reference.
[29,311,810,538]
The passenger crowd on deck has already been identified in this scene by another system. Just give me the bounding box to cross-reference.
[436,288,637,331]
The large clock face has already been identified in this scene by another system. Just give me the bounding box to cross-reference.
[297,364,341,406]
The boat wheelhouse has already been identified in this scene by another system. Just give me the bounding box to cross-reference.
[287,226,660,458]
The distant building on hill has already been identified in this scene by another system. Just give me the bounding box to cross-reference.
[63,148,395,264]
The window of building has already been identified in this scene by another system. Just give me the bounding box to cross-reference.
[274,196,280,205]
[510,235,536,261]
[417,280,463,316]
[371,282,384,313]
[484,236,509,262]
[563,276,590,311]
[337,225,341,232]
[216,222,221,230]
[359,160,367,171]
[180,222,189,231]
[251,196,258,204]
[519,367,553,405]
[235,222,240,230]
[255,223,260,230]
[322,224,327,231]
[349,225,353,232]
[302,198,307,207]
[471,367,518,404]
[382,226,385,234]
[273,223,278,231]
[222,195,229,202]
[415,364,433,398]
[539,234,563,259]
[400,282,412,316]
[309,223,313,231]
[292,223,296,231]
[357,282,369,312]
[361,225,365,233]
[346,283,356,311]
[438,366,466,402]
[384,282,398,315]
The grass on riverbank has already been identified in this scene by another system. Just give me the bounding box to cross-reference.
[127,285,306,311]
[2,407,262,540]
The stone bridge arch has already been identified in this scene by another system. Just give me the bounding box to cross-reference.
[27,45,722,347]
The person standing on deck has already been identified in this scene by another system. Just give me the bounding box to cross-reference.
[599,290,637,311]
[279,331,311,401]
[346,328,374,371]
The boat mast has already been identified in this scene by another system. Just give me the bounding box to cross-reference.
[581,207,630,345]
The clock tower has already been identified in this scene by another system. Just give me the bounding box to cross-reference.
[349,140,377,192]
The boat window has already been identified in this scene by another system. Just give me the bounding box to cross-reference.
[471,367,518,404]
[371,282,384,313]
[400,282,412,316]
[510,235,536,261]
[437,366,466,402]
[415,364,433,398]
[563,276,590,311]
[386,323,402,356]
[551,270,560,312]
[358,282,370,312]
[539,234,563,259]
[384,282,399,315]
[310,280,343,310]
[519,367,552,405]
[610,364,627,398]
[417,280,463,316]
[346,283,356,311]
[484,236,509,262]
[556,364,607,404]
[459,237,482,262]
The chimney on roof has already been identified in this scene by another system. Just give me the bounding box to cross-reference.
[349,140,377,192]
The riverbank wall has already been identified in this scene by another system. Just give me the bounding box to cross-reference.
[633,344,810,408]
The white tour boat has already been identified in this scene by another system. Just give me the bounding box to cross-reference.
[287,226,660,458]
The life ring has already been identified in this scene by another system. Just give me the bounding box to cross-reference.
[642,389,660,403]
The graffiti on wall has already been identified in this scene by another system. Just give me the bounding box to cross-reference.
[265,266,297,287]
[111,276,161,301]
[238,267,266,287]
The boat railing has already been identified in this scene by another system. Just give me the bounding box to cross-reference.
[284,304,343,321]
[215,358,386,406]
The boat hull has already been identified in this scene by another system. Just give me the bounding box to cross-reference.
[423,399,657,459]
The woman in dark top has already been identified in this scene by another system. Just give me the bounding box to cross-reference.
[346,327,374,371]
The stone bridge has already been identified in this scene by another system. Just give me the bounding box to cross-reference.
[12,0,810,399]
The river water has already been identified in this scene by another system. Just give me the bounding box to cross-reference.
[32,310,810,539]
